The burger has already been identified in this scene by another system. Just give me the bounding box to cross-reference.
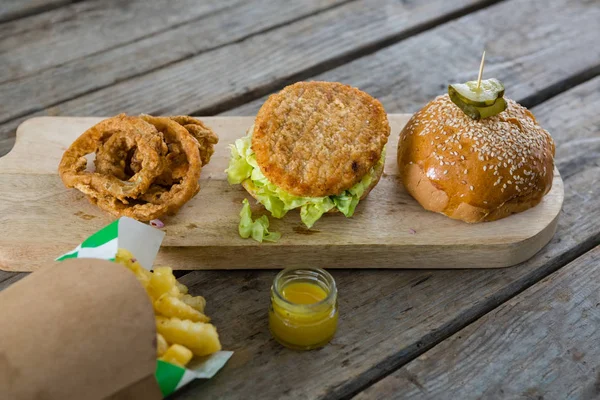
[397,82,555,223]
[227,81,390,228]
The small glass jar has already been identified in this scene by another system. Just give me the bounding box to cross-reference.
[269,268,338,350]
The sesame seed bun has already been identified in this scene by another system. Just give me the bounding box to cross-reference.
[242,150,385,214]
[397,94,555,223]
[252,81,390,197]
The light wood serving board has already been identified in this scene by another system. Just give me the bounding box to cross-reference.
[0,116,563,271]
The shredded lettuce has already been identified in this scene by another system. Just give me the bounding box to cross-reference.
[226,127,384,228]
[239,199,281,243]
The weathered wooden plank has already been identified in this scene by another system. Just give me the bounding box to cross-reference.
[357,245,600,400]
[1,70,597,400]
[170,76,600,399]
[0,0,243,81]
[0,0,72,23]
[0,271,26,291]
[0,0,350,123]
[0,138,12,158]
[227,0,600,116]
[0,0,498,155]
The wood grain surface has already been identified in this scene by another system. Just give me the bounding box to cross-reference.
[2,0,599,398]
[167,76,600,400]
[0,0,496,156]
[358,245,600,400]
[0,0,243,81]
[0,0,72,23]
[0,0,350,123]
[228,0,600,116]
[0,115,562,271]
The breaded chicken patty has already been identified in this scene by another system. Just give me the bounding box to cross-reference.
[252,81,390,197]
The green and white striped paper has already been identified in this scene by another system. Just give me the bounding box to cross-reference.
[57,217,164,270]
[57,217,232,397]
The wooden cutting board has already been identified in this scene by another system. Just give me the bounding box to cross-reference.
[0,116,563,271]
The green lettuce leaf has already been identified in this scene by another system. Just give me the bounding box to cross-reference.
[239,199,281,243]
[227,127,384,228]
[300,199,335,228]
[225,135,254,185]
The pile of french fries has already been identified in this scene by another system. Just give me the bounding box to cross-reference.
[116,249,221,367]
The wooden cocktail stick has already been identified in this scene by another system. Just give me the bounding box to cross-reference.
[476,50,486,89]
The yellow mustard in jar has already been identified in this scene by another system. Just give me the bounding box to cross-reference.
[269,268,338,350]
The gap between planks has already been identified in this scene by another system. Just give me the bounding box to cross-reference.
[188,0,507,116]
[0,0,83,24]
[328,78,600,399]
[0,0,350,120]
[162,75,600,400]
[356,245,600,399]
[0,0,353,87]
[519,64,600,109]
[0,0,503,131]
[334,232,600,400]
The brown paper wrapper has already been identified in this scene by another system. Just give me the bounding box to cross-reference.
[0,259,161,400]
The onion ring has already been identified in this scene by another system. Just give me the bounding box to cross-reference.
[124,116,218,186]
[59,114,217,221]
[171,116,219,166]
[86,116,201,221]
[59,114,166,201]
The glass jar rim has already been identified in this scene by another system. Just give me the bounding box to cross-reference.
[273,267,337,309]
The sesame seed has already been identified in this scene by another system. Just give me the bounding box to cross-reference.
[470,185,474,191]
[416,96,551,184]
[444,170,448,175]
[483,166,487,171]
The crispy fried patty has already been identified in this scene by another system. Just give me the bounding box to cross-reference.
[252,81,390,197]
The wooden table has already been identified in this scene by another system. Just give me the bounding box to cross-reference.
[1,0,599,398]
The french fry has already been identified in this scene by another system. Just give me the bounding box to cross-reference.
[115,249,151,289]
[156,316,221,357]
[159,344,194,367]
[176,281,189,295]
[116,249,222,366]
[156,333,168,357]
[179,293,206,313]
[148,267,177,300]
[154,294,210,323]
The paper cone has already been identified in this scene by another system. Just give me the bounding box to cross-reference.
[55,217,232,396]
[0,258,161,400]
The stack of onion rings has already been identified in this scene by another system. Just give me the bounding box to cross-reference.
[59,114,218,221]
